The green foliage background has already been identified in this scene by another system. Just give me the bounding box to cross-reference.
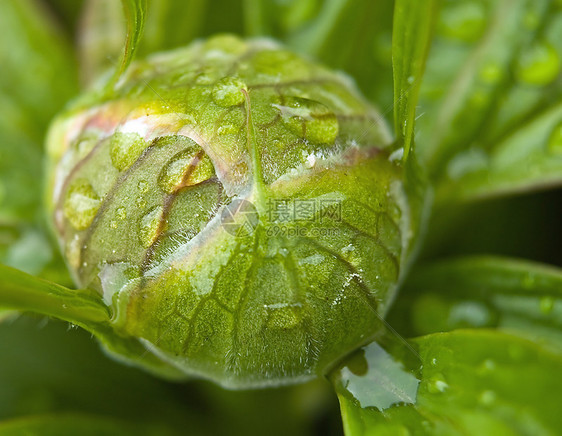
[0,0,561,434]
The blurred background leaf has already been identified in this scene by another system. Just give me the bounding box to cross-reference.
[0,314,341,435]
[0,0,78,284]
[414,0,562,202]
[390,256,562,349]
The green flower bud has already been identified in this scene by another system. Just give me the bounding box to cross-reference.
[46,35,420,388]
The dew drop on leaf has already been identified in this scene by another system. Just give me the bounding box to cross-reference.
[65,234,82,270]
[426,373,449,394]
[109,132,148,171]
[137,179,149,193]
[478,358,496,375]
[138,205,164,248]
[158,148,215,193]
[63,179,101,230]
[211,77,247,107]
[274,97,339,145]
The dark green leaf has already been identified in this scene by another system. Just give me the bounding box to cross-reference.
[392,0,439,158]
[393,256,562,348]
[0,316,198,433]
[0,414,151,436]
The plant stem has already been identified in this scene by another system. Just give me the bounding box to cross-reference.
[0,263,110,328]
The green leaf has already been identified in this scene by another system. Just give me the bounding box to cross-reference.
[331,330,562,435]
[392,256,562,348]
[392,0,439,159]
[416,0,562,201]
[106,0,147,89]
[0,264,109,330]
[435,98,562,203]
[390,0,437,269]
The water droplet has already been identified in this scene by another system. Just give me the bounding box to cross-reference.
[217,124,238,136]
[540,296,554,314]
[407,75,415,85]
[109,132,148,171]
[389,148,404,162]
[431,358,438,366]
[116,207,127,220]
[204,34,247,55]
[138,206,164,248]
[478,358,496,374]
[137,180,149,193]
[74,135,98,159]
[65,234,82,269]
[305,153,316,168]
[274,97,339,145]
[135,196,147,209]
[265,303,302,329]
[99,262,137,305]
[515,41,561,86]
[159,149,215,193]
[63,179,101,230]
[427,373,449,394]
[479,390,496,406]
[212,77,247,107]
[547,121,562,154]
